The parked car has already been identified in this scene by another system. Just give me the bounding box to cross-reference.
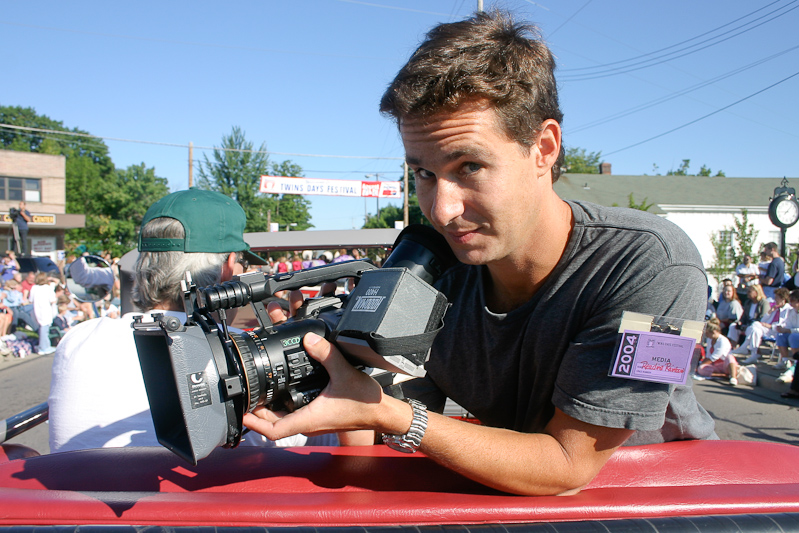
[15,256,61,276]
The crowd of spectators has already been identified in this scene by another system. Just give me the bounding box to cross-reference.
[0,249,121,359]
[701,242,799,397]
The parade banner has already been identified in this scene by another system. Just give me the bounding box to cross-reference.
[260,176,401,198]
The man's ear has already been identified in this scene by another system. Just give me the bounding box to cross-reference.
[535,119,562,178]
[221,252,238,282]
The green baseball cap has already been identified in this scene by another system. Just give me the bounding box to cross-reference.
[138,188,266,265]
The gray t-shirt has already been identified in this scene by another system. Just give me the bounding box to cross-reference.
[404,200,715,445]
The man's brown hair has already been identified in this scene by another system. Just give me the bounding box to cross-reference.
[380,10,565,181]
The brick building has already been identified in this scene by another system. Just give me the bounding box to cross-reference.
[0,150,85,258]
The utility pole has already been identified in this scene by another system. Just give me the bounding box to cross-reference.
[477,0,483,12]
[188,142,193,188]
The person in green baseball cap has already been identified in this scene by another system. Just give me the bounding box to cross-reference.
[49,189,337,453]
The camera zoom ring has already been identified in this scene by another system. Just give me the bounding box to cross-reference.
[232,335,260,413]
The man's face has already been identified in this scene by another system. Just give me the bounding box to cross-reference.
[401,100,546,266]
[791,298,799,312]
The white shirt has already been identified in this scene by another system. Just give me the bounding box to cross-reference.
[29,283,56,326]
[707,335,731,362]
[49,311,336,453]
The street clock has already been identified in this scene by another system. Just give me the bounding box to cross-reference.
[768,178,799,229]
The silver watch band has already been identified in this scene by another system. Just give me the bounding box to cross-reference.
[382,399,428,453]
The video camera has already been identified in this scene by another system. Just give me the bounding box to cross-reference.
[132,224,458,464]
[8,207,19,221]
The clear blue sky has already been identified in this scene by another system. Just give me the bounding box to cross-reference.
[2,0,798,230]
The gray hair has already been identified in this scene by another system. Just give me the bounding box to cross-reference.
[133,217,239,310]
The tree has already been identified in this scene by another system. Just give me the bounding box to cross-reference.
[197,127,312,232]
[708,228,736,283]
[562,147,601,174]
[362,168,427,229]
[732,209,758,261]
[665,159,725,177]
[1,105,164,254]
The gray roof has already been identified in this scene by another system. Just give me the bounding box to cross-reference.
[555,174,798,214]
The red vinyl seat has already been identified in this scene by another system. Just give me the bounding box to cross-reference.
[0,440,798,528]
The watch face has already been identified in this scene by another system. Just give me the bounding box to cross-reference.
[776,198,799,225]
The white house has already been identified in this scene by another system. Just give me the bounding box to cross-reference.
[554,173,799,291]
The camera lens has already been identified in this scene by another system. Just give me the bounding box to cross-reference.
[227,320,330,413]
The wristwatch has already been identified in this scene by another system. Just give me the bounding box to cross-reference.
[382,399,428,453]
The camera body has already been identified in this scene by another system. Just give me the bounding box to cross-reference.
[8,207,19,221]
[132,225,457,464]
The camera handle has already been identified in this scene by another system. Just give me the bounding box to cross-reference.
[247,260,378,332]
[263,259,377,295]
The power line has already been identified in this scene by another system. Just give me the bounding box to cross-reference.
[0,123,403,161]
[568,43,799,134]
[603,69,799,156]
[559,0,799,81]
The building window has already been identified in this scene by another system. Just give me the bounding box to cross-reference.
[0,177,42,203]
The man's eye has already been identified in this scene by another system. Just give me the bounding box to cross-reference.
[464,162,481,174]
[415,169,435,180]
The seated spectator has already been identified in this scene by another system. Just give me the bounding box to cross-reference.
[52,302,73,334]
[715,284,743,336]
[0,297,13,336]
[727,284,770,347]
[1,252,19,283]
[694,318,739,386]
[332,248,355,263]
[733,287,791,364]
[20,271,35,301]
[48,189,336,453]
[734,254,760,302]
[773,289,799,374]
[2,279,39,332]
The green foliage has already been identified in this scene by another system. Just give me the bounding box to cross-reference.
[732,209,758,261]
[362,169,427,229]
[197,127,312,232]
[563,147,601,174]
[708,229,736,282]
[627,193,654,212]
[1,105,166,255]
[665,159,725,177]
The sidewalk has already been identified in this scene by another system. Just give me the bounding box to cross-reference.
[737,343,795,395]
[0,349,51,371]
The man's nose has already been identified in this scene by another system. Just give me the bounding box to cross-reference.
[428,179,467,228]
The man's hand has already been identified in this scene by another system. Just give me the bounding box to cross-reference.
[243,332,382,441]
[246,282,377,445]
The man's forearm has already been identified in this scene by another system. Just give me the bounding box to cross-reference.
[379,397,632,496]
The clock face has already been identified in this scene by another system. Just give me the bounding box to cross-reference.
[776,198,799,225]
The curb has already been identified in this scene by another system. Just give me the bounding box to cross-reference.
[736,345,794,395]
[0,350,50,371]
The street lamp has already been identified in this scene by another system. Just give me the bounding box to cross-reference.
[767,177,799,257]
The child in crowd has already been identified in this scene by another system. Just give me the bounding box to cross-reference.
[695,318,739,386]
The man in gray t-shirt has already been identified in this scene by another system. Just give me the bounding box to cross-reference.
[244,11,714,496]
[413,200,714,446]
